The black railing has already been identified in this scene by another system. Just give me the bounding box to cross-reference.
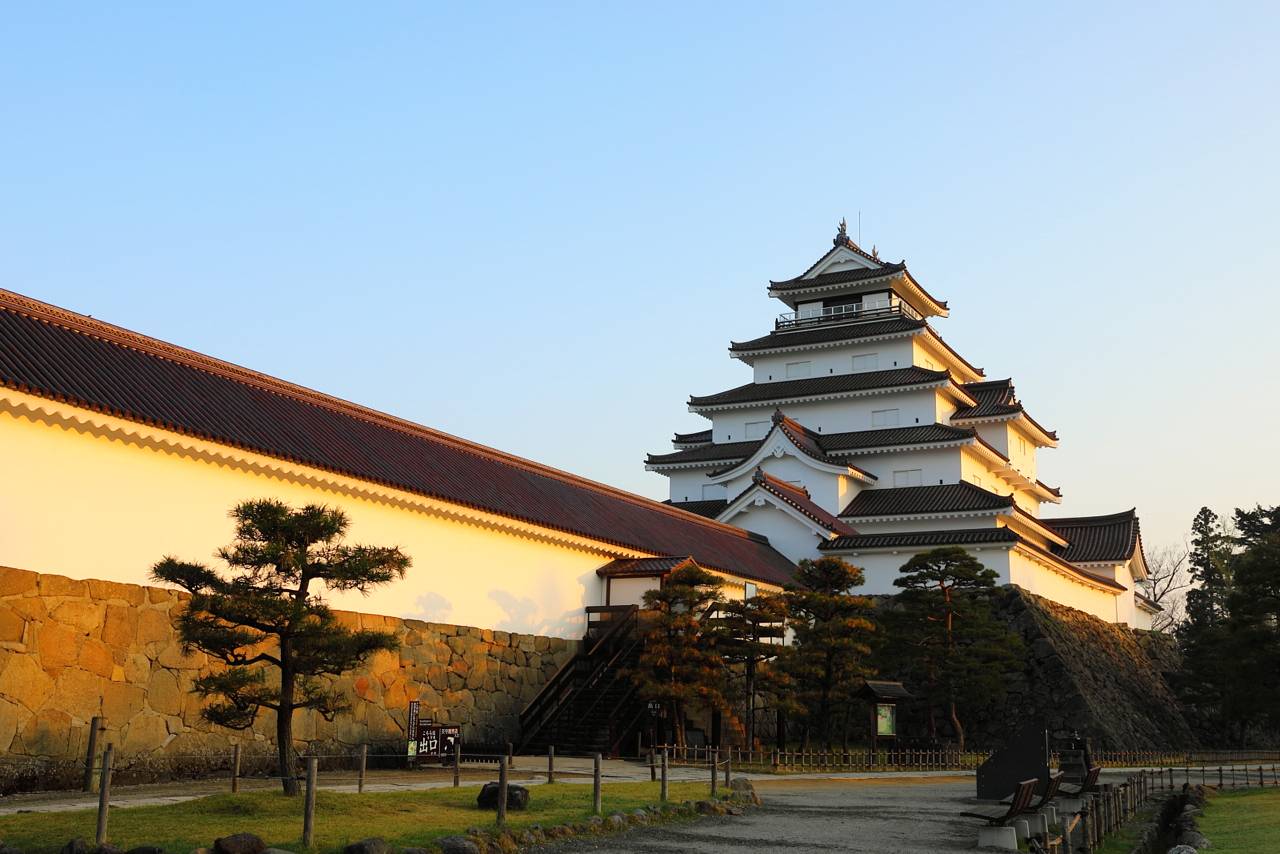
[775,301,922,331]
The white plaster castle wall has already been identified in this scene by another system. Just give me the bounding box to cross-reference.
[841,547,1014,595]
[667,469,721,503]
[0,392,617,640]
[749,338,916,384]
[707,388,944,442]
[1007,550,1124,625]
[606,576,658,607]
[723,503,827,564]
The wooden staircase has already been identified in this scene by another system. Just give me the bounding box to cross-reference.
[518,605,648,757]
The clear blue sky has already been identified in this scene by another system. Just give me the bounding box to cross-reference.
[3,3,1277,551]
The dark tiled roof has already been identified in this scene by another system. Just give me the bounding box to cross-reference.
[0,290,797,587]
[769,262,907,290]
[1043,510,1142,563]
[954,379,1058,441]
[729,316,925,354]
[821,527,1020,550]
[663,499,729,519]
[689,366,949,409]
[647,440,759,467]
[648,423,976,469]
[672,429,711,446]
[840,482,1014,518]
[597,556,697,578]
[731,468,859,537]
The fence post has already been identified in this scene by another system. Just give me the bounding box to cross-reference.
[231,744,241,794]
[660,748,669,802]
[95,744,114,846]
[593,753,602,815]
[358,744,368,794]
[710,747,718,798]
[507,741,514,772]
[1080,799,1093,854]
[83,715,103,793]
[724,750,731,787]
[302,756,317,847]
[453,739,461,788]
[650,748,656,782]
[547,744,555,784]
[497,756,509,828]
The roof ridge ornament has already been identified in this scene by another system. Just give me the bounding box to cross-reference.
[834,217,855,248]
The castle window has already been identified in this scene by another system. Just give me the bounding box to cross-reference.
[785,361,812,379]
[893,469,923,487]
[872,408,900,428]
[852,353,879,373]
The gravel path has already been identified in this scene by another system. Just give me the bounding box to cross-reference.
[536,776,981,853]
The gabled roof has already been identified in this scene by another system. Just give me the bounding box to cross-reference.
[729,316,926,355]
[820,527,1021,551]
[663,499,729,519]
[689,366,956,410]
[769,262,907,290]
[647,423,980,469]
[953,379,1058,443]
[723,468,858,537]
[1043,509,1143,564]
[839,482,1015,518]
[0,289,797,587]
[596,556,699,578]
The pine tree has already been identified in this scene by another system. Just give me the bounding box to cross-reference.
[782,557,875,750]
[888,546,1022,751]
[152,500,410,795]
[1225,506,1280,734]
[714,592,789,749]
[632,564,727,746]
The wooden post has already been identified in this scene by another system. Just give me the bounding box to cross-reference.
[95,744,113,846]
[357,744,368,794]
[302,756,317,847]
[660,748,669,802]
[592,753,602,815]
[83,715,103,792]
[649,748,656,782]
[724,749,731,787]
[710,747,718,798]
[507,741,514,772]
[547,744,555,784]
[1080,800,1093,854]
[231,744,241,793]
[453,739,461,787]
[497,757,508,828]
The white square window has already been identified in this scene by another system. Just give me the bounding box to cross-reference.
[744,420,770,440]
[852,353,879,373]
[744,582,758,600]
[893,469,923,488]
[872,408,900,428]
[785,361,812,379]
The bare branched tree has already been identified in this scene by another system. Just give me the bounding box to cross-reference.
[1141,543,1192,631]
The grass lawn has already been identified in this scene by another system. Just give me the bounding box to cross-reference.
[0,781,714,853]
[1197,788,1280,853]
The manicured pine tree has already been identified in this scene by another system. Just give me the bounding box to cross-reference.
[782,557,876,750]
[152,499,410,795]
[632,564,727,747]
[889,546,1023,751]
[714,591,789,749]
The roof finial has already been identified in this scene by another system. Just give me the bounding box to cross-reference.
[835,217,849,246]
[871,244,879,260]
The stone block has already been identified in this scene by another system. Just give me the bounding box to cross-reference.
[976,826,1018,850]
[1011,819,1030,843]
[38,574,89,598]
[102,682,146,723]
[137,609,173,645]
[0,604,27,644]
[51,666,103,720]
[87,579,146,606]
[17,707,73,755]
[8,595,47,622]
[146,668,183,716]
[0,652,55,711]
[102,604,139,646]
[0,697,21,752]
[79,638,116,679]
[0,567,39,596]
[51,600,104,635]
[37,620,83,671]
[122,712,170,752]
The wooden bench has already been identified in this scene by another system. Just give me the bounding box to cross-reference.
[1002,769,1064,811]
[1059,764,1101,797]
[960,777,1039,825]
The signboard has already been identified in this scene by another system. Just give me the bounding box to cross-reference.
[875,703,896,737]
[406,700,460,764]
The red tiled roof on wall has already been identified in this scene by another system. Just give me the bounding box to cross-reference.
[0,290,796,586]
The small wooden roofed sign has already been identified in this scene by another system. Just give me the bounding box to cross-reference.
[856,680,911,743]
[856,680,912,702]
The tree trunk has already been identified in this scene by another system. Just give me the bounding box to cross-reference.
[949,698,965,753]
[277,651,299,796]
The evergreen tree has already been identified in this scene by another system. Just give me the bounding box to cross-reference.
[782,557,875,749]
[632,564,726,746]
[152,500,410,795]
[714,592,789,748]
[1184,507,1233,627]
[888,546,1022,751]
[1225,506,1280,733]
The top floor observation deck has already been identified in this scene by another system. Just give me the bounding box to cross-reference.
[774,299,924,332]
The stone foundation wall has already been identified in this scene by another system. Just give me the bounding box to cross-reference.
[0,566,577,766]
